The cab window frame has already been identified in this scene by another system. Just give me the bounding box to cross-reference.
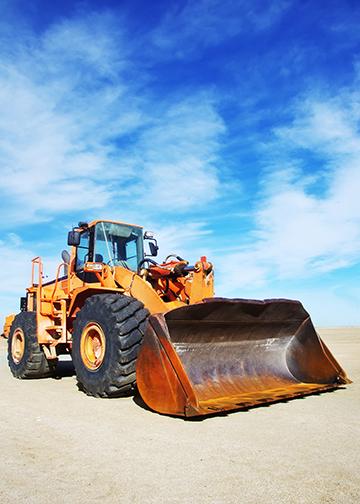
[75,227,94,272]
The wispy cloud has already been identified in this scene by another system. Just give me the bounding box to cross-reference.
[0,11,226,227]
[151,0,291,58]
[0,13,134,223]
[216,85,360,295]
[121,95,226,212]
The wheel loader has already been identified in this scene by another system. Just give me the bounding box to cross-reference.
[3,219,350,417]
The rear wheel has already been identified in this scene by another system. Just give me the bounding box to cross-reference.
[8,312,57,378]
[72,294,149,397]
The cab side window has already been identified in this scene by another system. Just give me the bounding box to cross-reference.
[76,230,89,271]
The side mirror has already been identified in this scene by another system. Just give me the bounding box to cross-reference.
[149,242,159,257]
[144,230,159,257]
[67,230,80,246]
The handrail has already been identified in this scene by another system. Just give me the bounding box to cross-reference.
[51,262,68,303]
[31,256,43,288]
[32,256,44,317]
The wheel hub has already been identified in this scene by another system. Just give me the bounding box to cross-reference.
[80,322,106,371]
[11,328,25,364]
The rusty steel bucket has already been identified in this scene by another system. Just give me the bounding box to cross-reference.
[136,299,350,417]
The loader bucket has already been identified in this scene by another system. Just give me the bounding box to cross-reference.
[136,299,350,417]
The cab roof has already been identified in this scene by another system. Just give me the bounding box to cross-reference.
[86,219,143,229]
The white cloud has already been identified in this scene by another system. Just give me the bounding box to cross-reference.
[0,12,226,226]
[127,97,225,211]
[0,15,133,223]
[215,89,360,296]
[154,221,213,261]
[274,97,360,155]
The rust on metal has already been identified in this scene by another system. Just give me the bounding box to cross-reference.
[136,298,351,417]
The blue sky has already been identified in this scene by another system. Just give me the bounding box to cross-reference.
[0,0,360,326]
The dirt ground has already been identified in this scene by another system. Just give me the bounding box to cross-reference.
[0,328,359,504]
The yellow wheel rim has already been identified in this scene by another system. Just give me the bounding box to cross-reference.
[80,322,106,371]
[12,328,25,364]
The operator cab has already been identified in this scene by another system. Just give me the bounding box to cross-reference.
[68,220,144,280]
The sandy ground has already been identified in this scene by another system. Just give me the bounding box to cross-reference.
[0,328,359,504]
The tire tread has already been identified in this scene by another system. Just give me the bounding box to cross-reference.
[8,312,57,379]
[72,294,149,398]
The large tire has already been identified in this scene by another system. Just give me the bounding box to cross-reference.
[72,293,149,397]
[8,312,57,378]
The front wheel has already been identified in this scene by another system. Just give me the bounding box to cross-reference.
[8,312,57,378]
[72,294,149,397]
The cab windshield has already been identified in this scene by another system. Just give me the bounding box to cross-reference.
[94,221,144,271]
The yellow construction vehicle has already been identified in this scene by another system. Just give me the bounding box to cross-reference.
[3,219,350,417]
